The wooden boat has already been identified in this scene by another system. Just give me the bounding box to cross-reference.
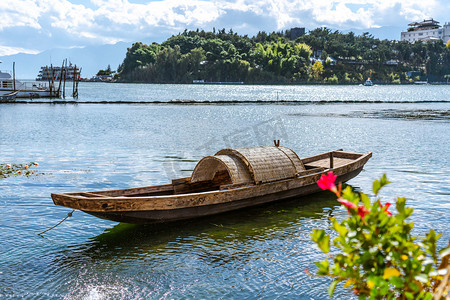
[52,145,372,224]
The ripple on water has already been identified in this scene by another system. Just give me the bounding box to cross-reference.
[1,94,449,298]
[289,108,450,122]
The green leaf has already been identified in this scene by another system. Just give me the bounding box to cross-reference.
[312,229,330,253]
[332,219,348,236]
[396,197,406,213]
[395,197,414,220]
[407,281,419,293]
[372,180,381,196]
[318,235,330,253]
[328,280,338,297]
[404,207,414,218]
[372,174,390,195]
[361,193,371,208]
[423,292,433,300]
[389,276,404,288]
[315,260,330,275]
[341,186,359,203]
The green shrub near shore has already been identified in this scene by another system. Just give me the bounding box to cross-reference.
[311,172,450,299]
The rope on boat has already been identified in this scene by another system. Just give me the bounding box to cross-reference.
[37,210,75,235]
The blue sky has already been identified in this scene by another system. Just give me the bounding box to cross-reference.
[1,0,449,56]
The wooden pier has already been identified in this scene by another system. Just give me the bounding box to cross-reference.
[39,60,80,99]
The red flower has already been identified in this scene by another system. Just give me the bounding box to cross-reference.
[317,172,338,194]
[358,205,370,219]
[338,198,357,210]
[380,202,392,216]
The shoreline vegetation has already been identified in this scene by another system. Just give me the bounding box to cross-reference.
[312,173,450,298]
[114,28,450,85]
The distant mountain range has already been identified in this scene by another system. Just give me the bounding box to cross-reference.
[0,26,403,80]
[0,42,131,80]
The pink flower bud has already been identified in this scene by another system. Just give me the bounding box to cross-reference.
[25,165,29,170]
[6,164,11,168]
[338,198,357,210]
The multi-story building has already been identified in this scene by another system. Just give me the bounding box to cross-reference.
[290,27,305,40]
[400,19,450,43]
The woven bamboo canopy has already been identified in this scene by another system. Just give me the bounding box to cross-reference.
[190,145,306,185]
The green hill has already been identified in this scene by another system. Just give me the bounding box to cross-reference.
[117,28,450,84]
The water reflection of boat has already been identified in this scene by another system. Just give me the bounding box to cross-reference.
[52,145,372,224]
[53,193,340,265]
[363,78,373,86]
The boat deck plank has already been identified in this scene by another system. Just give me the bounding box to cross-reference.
[305,157,354,169]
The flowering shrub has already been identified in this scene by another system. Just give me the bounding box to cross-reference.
[0,162,39,179]
[311,172,450,299]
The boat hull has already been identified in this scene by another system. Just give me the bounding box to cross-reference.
[0,89,57,98]
[0,91,18,102]
[86,166,363,224]
[16,90,57,98]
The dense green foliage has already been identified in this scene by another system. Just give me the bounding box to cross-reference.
[117,28,450,84]
[312,173,450,299]
[96,64,115,76]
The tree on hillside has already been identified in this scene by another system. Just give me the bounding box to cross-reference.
[311,60,324,81]
[162,34,205,54]
[116,28,450,84]
[96,64,115,76]
[118,42,160,76]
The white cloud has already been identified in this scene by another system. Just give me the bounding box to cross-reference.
[0,0,448,55]
[0,0,41,30]
[0,46,40,56]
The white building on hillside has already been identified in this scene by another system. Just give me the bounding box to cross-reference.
[400,19,450,43]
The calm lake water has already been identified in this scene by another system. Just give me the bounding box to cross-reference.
[1,83,449,299]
